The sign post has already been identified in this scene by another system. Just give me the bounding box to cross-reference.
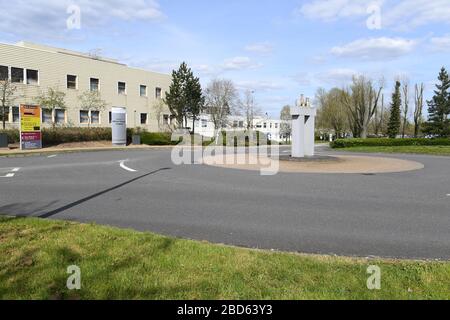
[20,105,42,150]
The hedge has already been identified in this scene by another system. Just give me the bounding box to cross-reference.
[331,138,450,148]
[140,132,178,146]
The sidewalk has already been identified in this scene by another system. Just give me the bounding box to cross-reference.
[0,142,174,157]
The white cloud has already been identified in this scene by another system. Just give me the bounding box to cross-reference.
[315,68,359,86]
[298,0,375,21]
[244,42,274,54]
[331,37,417,60]
[430,35,450,52]
[236,80,283,92]
[298,0,450,30]
[0,0,165,37]
[222,57,262,71]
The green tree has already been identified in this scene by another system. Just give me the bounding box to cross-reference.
[35,87,66,128]
[423,67,450,137]
[165,62,203,132]
[387,81,402,139]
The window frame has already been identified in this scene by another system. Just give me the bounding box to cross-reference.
[67,75,78,90]
[54,109,66,125]
[140,85,147,97]
[140,113,148,125]
[0,65,9,81]
[118,82,127,95]
[90,78,100,92]
[91,110,100,124]
[11,67,24,84]
[155,87,162,99]
[26,69,39,85]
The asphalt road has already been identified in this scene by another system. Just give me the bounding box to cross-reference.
[1,146,449,260]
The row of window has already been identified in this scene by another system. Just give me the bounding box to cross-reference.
[0,65,39,85]
[0,106,172,126]
[0,65,164,99]
[66,74,163,98]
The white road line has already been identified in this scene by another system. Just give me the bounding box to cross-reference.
[119,160,137,172]
[11,168,20,172]
[5,173,15,178]
[447,194,450,197]
[47,155,57,158]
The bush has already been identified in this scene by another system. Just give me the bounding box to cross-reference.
[42,128,113,146]
[331,138,450,148]
[140,132,178,146]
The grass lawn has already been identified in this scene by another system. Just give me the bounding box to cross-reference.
[0,216,449,300]
[338,145,450,156]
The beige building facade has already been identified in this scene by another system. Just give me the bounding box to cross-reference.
[0,41,173,131]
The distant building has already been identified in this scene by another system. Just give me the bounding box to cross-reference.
[193,114,284,142]
[0,41,172,131]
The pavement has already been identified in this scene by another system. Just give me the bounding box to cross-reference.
[0,145,449,260]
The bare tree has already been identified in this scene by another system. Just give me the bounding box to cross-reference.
[401,81,410,138]
[341,76,383,138]
[204,79,239,142]
[238,90,261,130]
[35,87,67,129]
[78,91,107,128]
[280,105,292,143]
[0,80,17,129]
[153,99,167,131]
[373,93,385,136]
[414,83,425,138]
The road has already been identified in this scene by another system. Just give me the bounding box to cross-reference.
[0,146,449,260]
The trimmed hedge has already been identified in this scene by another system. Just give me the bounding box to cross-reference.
[140,132,178,146]
[0,129,20,144]
[331,138,450,149]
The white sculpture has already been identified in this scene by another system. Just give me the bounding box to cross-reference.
[291,95,316,158]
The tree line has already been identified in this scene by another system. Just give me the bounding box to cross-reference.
[316,67,450,139]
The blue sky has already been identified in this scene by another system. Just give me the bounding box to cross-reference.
[1,0,449,117]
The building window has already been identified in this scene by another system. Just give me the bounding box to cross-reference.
[140,113,148,125]
[91,111,100,124]
[42,109,52,124]
[163,114,169,125]
[263,123,267,129]
[12,106,19,123]
[118,82,126,95]
[239,121,244,128]
[90,78,99,91]
[80,110,89,124]
[202,119,208,128]
[0,66,8,81]
[0,107,10,123]
[11,67,24,83]
[67,75,77,89]
[275,123,278,129]
[155,87,162,99]
[140,85,147,97]
[109,111,112,124]
[55,109,65,124]
[26,69,39,85]
[233,121,238,128]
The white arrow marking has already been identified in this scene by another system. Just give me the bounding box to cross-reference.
[119,160,137,172]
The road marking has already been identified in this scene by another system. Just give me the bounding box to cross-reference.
[47,155,57,158]
[447,194,450,197]
[0,168,20,178]
[119,160,137,172]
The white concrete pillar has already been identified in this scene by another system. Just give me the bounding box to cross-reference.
[291,114,305,158]
[291,106,317,158]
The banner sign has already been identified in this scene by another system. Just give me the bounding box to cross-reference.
[20,105,42,150]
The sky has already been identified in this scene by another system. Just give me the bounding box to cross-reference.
[0,0,449,118]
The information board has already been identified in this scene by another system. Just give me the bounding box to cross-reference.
[20,105,42,150]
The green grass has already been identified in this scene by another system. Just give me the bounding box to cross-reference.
[0,217,449,300]
[338,145,450,156]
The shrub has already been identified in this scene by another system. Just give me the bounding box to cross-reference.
[331,138,450,149]
[0,129,20,144]
[42,128,113,146]
[140,132,178,146]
